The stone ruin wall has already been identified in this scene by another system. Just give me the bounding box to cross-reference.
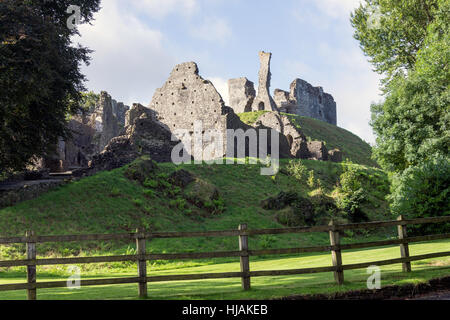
[251,51,277,112]
[228,51,337,126]
[288,79,337,126]
[228,78,255,113]
[149,62,231,161]
[37,52,342,175]
[40,92,130,172]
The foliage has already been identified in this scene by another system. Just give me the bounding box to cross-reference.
[124,157,158,184]
[353,0,449,172]
[80,91,100,113]
[0,0,101,173]
[336,163,369,223]
[352,1,449,229]
[351,0,440,87]
[286,160,308,181]
[307,170,315,188]
[389,157,450,235]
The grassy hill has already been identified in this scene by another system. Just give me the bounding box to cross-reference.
[0,157,390,264]
[238,111,378,167]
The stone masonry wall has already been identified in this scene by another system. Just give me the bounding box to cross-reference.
[149,62,230,160]
[228,77,255,113]
[288,79,337,125]
[251,51,277,111]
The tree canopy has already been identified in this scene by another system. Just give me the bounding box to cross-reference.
[0,0,101,173]
[352,0,449,172]
[352,0,449,228]
[351,0,440,88]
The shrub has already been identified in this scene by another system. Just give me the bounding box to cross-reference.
[143,179,158,189]
[336,163,368,223]
[307,170,315,188]
[286,160,308,181]
[389,157,450,235]
[275,207,303,227]
[336,189,368,223]
[124,158,158,184]
[340,163,362,193]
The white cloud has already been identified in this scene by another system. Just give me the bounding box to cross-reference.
[189,17,232,44]
[312,0,362,18]
[74,0,176,105]
[293,0,362,28]
[209,77,229,105]
[129,0,198,18]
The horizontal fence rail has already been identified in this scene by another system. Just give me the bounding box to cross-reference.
[0,216,449,299]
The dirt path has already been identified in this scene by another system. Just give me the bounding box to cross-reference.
[409,290,450,300]
[279,276,450,300]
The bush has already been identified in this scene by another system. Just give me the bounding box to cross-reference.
[124,158,158,184]
[143,179,158,189]
[336,163,368,223]
[336,189,368,223]
[340,163,362,193]
[263,191,315,226]
[307,170,315,188]
[389,157,450,235]
[286,160,308,181]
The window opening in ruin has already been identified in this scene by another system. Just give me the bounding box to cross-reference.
[287,135,293,148]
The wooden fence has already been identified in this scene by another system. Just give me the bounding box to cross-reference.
[0,215,449,300]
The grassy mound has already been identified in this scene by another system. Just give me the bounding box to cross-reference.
[238,111,378,167]
[0,158,390,263]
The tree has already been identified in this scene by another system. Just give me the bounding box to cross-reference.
[0,0,101,174]
[389,157,450,235]
[80,91,100,113]
[351,0,440,88]
[352,0,449,230]
[368,0,449,172]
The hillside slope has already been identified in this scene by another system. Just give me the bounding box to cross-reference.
[0,158,390,260]
[238,111,378,167]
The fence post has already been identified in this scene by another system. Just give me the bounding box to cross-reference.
[26,230,37,300]
[397,215,411,272]
[239,224,251,290]
[329,220,344,285]
[136,228,148,298]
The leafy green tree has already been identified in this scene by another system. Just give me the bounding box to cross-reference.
[336,163,368,223]
[389,157,450,235]
[351,0,440,88]
[80,91,100,113]
[369,0,449,172]
[352,0,449,230]
[0,0,100,173]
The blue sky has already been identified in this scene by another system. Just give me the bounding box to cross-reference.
[75,0,382,143]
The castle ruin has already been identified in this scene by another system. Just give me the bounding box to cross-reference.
[37,52,342,174]
[229,52,337,125]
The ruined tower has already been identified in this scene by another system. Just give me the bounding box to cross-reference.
[251,51,277,112]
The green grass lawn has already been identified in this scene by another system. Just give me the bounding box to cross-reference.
[0,239,449,300]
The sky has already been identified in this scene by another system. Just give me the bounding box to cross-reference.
[75,0,382,144]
